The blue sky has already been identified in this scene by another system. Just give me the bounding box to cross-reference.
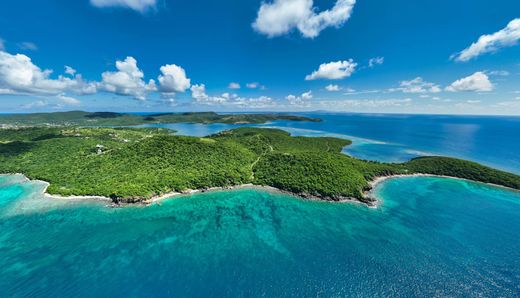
[0,0,519,114]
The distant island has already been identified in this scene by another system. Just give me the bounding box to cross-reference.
[1,113,519,206]
[0,111,320,127]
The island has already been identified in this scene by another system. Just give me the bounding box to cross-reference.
[0,111,320,127]
[1,122,519,206]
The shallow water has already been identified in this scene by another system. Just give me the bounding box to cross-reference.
[1,175,519,297]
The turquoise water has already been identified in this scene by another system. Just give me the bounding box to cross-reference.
[1,174,519,297]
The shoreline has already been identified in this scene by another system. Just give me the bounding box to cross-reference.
[364,173,520,205]
[3,173,519,209]
[1,173,365,208]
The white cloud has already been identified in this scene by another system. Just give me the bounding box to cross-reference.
[191,84,270,106]
[253,0,356,38]
[221,92,236,100]
[246,82,259,89]
[228,82,240,89]
[90,0,156,12]
[0,88,15,94]
[0,51,96,96]
[22,100,49,109]
[343,89,381,95]
[446,72,494,92]
[318,98,412,109]
[100,56,155,100]
[233,96,273,107]
[56,94,81,105]
[305,59,357,80]
[157,64,191,93]
[64,66,77,76]
[190,84,209,101]
[191,84,228,104]
[487,70,510,76]
[368,56,384,68]
[390,77,441,93]
[301,90,313,100]
[18,42,38,51]
[286,90,312,105]
[452,18,520,62]
[325,84,341,91]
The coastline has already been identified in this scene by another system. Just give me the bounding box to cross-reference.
[364,173,520,206]
[1,173,364,208]
[3,172,519,209]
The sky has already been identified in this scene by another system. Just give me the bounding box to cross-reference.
[0,0,519,115]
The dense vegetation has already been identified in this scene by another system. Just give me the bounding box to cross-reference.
[1,126,519,204]
[406,157,520,190]
[0,111,320,127]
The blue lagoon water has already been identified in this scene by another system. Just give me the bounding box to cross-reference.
[2,113,520,296]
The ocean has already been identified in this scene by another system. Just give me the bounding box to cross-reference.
[1,113,520,296]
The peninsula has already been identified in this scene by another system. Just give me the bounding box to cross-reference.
[0,111,320,127]
[1,119,519,206]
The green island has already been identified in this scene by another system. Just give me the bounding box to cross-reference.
[0,111,320,127]
[1,122,519,206]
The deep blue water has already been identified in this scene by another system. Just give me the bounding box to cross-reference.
[1,175,519,297]
[139,113,520,173]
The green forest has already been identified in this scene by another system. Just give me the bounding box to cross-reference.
[0,111,320,127]
[1,126,519,204]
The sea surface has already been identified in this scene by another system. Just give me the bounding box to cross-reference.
[1,175,519,297]
[2,113,520,296]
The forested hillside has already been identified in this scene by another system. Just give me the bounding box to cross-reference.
[1,127,519,204]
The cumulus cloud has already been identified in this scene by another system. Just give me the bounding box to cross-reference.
[446,72,494,92]
[452,18,520,62]
[90,0,156,12]
[157,64,191,93]
[228,82,240,89]
[305,59,357,80]
[286,90,312,105]
[253,0,356,38]
[325,84,341,91]
[190,84,227,104]
[100,56,155,100]
[191,84,270,106]
[389,77,441,93]
[0,51,96,96]
[368,56,384,68]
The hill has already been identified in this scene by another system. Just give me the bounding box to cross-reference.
[1,126,519,205]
